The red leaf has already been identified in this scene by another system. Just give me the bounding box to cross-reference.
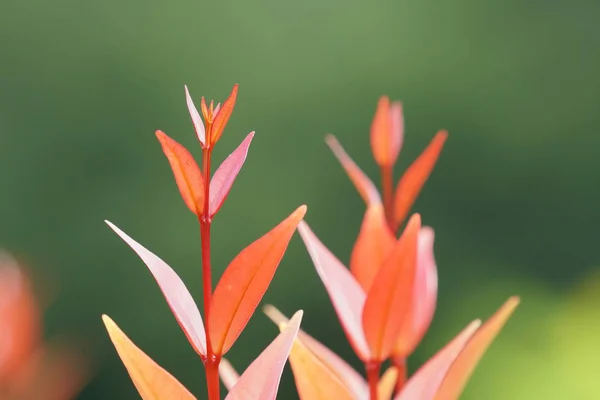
[350,204,396,292]
[362,214,421,361]
[325,134,381,206]
[371,97,403,168]
[224,311,303,400]
[155,130,205,215]
[184,85,206,146]
[209,206,307,355]
[297,221,371,361]
[210,84,238,146]
[433,297,520,400]
[106,221,206,356]
[209,132,255,216]
[393,130,447,228]
[102,315,196,400]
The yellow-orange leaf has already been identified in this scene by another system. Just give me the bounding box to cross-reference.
[102,315,196,400]
[377,367,399,400]
[156,130,204,215]
[210,84,238,146]
[393,130,447,229]
[433,297,520,400]
[209,205,307,355]
[362,214,421,361]
[350,204,396,292]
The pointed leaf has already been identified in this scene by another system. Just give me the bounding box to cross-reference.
[434,297,520,400]
[211,84,238,145]
[264,304,368,399]
[209,206,307,355]
[209,132,255,216]
[106,221,206,356]
[377,367,399,400]
[393,130,447,228]
[325,134,381,206]
[297,221,371,360]
[350,204,396,291]
[219,358,240,391]
[394,226,438,357]
[156,130,205,215]
[102,315,196,400]
[184,85,205,146]
[362,214,421,361]
[371,97,402,168]
[395,320,481,400]
[225,311,303,400]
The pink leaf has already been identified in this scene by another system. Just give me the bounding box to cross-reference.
[184,85,205,146]
[225,311,303,400]
[105,221,206,356]
[209,132,255,216]
[297,221,371,361]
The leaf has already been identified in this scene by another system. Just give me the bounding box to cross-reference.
[102,315,196,400]
[210,84,238,145]
[325,134,381,206]
[155,130,205,215]
[297,221,371,361]
[370,97,403,168]
[209,206,307,355]
[184,85,205,146]
[350,204,396,292]
[362,214,421,361]
[264,304,368,399]
[106,221,206,356]
[225,311,303,400]
[219,358,240,391]
[434,297,520,400]
[377,367,399,400]
[209,132,255,216]
[393,130,447,228]
[394,226,438,357]
[395,320,482,400]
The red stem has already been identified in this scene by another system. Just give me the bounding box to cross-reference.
[381,165,394,230]
[392,356,408,395]
[200,146,220,400]
[366,361,381,400]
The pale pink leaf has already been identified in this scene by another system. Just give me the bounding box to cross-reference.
[219,358,240,391]
[185,85,205,146]
[297,221,371,360]
[225,311,303,400]
[209,132,255,216]
[105,221,206,356]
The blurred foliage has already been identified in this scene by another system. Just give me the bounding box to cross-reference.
[1,0,599,398]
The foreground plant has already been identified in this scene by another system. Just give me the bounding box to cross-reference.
[102,84,307,400]
[275,97,519,399]
[0,251,89,400]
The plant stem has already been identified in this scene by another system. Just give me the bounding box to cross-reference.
[392,356,407,395]
[200,146,220,400]
[381,165,394,230]
[366,361,381,400]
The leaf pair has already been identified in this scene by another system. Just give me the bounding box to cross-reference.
[156,130,254,218]
[105,205,306,358]
[102,310,303,400]
[263,300,518,400]
[297,214,423,362]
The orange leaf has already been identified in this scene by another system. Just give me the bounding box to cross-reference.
[350,204,396,292]
[102,315,196,400]
[210,84,238,146]
[325,134,381,206]
[155,130,204,215]
[209,205,307,355]
[393,130,447,228]
[371,97,403,168]
[362,214,421,361]
[433,297,520,400]
[377,367,399,400]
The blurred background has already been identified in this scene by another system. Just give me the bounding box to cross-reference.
[1,0,600,398]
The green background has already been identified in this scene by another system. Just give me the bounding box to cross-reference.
[1,0,600,398]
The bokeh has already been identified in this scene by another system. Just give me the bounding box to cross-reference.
[1,0,599,398]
